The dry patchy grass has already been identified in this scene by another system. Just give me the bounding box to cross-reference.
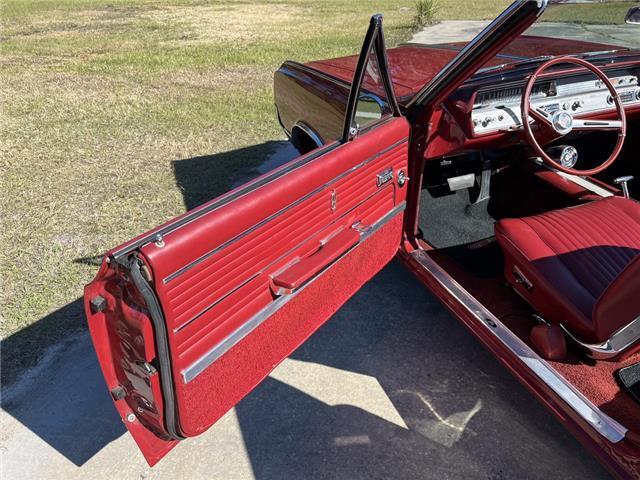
[1,0,514,383]
[0,1,418,343]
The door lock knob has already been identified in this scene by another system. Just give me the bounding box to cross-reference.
[397,170,409,187]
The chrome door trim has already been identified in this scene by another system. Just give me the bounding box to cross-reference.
[181,201,406,383]
[164,137,408,283]
[411,249,628,443]
[555,171,614,197]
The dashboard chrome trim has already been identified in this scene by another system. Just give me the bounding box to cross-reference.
[472,71,639,135]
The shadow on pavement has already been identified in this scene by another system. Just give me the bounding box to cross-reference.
[0,140,299,468]
[234,261,609,480]
[0,140,610,477]
[1,299,126,466]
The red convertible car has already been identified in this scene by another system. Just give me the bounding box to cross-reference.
[85,0,640,476]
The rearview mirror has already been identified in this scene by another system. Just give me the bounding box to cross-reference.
[625,6,640,25]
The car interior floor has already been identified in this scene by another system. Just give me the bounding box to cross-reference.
[419,157,640,434]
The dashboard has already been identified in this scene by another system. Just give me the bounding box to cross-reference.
[471,70,640,136]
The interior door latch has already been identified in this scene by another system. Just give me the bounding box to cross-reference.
[377,168,393,187]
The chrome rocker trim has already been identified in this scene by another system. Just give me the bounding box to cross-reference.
[181,202,406,383]
[561,317,640,360]
[411,249,627,444]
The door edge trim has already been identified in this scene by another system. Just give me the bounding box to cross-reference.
[181,201,406,384]
[129,257,184,440]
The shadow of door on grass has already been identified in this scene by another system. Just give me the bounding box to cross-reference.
[0,139,299,467]
[172,140,298,211]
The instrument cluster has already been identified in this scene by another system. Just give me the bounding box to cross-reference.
[471,72,640,135]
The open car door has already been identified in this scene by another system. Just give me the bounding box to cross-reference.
[84,16,409,466]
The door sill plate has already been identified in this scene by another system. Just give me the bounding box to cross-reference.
[411,249,627,444]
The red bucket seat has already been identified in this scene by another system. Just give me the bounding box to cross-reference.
[495,197,640,358]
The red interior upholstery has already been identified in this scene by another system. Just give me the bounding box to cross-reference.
[495,196,640,344]
[138,118,409,437]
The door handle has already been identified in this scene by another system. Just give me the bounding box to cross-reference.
[271,227,359,295]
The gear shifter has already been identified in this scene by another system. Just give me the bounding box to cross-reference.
[614,176,634,199]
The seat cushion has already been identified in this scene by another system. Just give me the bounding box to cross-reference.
[495,196,640,343]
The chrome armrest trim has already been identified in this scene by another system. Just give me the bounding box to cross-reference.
[181,202,406,383]
[411,249,627,444]
[561,316,640,360]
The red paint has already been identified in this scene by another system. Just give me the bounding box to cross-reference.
[84,265,178,465]
[305,36,635,102]
[85,117,410,462]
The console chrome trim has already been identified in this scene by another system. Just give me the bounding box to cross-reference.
[411,249,627,443]
[181,202,406,383]
[561,317,640,360]
[555,171,614,197]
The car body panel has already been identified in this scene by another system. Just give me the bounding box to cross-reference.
[85,14,410,464]
[85,117,410,464]
[304,36,627,103]
[139,117,410,438]
[276,45,640,160]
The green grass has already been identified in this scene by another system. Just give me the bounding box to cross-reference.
[542,1,635,25]
[1,0,516,346]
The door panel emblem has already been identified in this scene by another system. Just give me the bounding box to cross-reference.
[330,189,337,212]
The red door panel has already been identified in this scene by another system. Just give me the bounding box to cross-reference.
[85,116,409,465]
[141,118,409,436]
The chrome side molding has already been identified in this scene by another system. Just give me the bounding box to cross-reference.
[561,316,640,360]
[411,249,627,444]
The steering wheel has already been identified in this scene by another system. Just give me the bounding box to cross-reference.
[521,56,627,176]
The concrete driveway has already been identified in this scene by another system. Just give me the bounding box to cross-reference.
[1,261,610,479]
[410,20,640,48]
